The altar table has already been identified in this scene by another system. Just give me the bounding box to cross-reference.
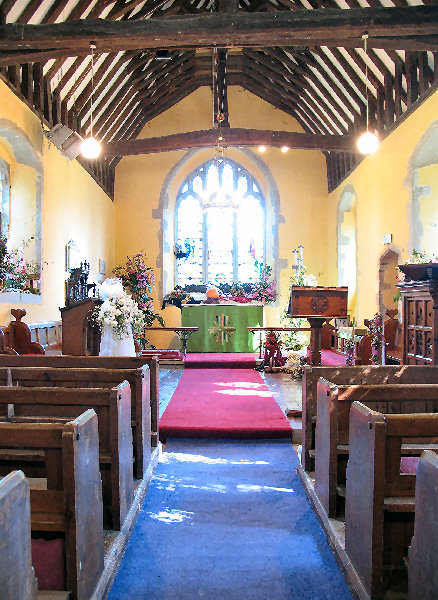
[181,304,263,353]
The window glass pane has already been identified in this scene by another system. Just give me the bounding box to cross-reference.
[206,206,234,284]
[175,159,265,287]
[237,195,264,282]
[176,195,203,286]
[222,163,234,195]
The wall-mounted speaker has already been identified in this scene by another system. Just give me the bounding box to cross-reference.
[44,124,83,161]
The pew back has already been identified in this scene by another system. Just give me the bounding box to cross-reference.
[345,402,438,598]
[0,411,103,600]
[315,379,438,516]
[0,383,133,530]
[2,365,151,478]
[0,354,160,447]
[302,365,438,471]
[408,450,438,600]
[0,471,38,600]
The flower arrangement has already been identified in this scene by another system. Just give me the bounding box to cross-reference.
[224,263,277,304]
[290,265,317,287]
[113,252,164,327]
[0,235,39,293]
[366,313,383,365]
[404,249,437,264]
[344,337,355,365]
[162,285,192,309]
[94,291,145,340]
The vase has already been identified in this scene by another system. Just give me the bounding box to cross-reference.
[99,324,136,356]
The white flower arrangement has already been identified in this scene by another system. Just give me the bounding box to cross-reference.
[95,291,145,340]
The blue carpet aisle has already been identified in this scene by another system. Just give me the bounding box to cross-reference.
[107,438,352,600]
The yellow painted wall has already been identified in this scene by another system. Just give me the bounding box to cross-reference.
[114,86,328,347]
[327,87,438,324]
[418,163,438,257]
[0,78,115,325]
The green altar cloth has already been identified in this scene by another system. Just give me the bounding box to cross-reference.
[181,304,263,353]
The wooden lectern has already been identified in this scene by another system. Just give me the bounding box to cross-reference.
[60,298,101,355]
[288,286,348,365]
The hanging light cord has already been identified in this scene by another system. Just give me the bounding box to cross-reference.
[363,33,369,132]
[90,43,96,137]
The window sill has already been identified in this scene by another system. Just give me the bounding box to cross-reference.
[0,291,42,304]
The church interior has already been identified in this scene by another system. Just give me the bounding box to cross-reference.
[0,1,438,599]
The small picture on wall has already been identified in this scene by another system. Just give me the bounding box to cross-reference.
[65,239,81,272]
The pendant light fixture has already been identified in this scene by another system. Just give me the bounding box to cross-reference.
[81,43,101,159]
[357,34,379,155]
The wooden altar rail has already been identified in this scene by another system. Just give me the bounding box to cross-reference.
[142,327,199,356]
[247,326,311,359]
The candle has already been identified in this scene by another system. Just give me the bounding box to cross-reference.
[298,244,304,265]
[293,249,298,265]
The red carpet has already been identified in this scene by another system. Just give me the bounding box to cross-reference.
[184,353,257,369]
[159,368,292,440]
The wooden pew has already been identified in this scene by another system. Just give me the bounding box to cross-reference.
[301,365,438,471]
[0,383,133,530]
[0,411,103,600]
[0,354,160,448]
[0,471,38,599]
[345,402,438,599]
[408,450,438,600]
[2,365,151,479]
[315,379,438,517]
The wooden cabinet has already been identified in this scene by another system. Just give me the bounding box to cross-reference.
[398,279,438,365]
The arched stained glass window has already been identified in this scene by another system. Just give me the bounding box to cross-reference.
[175,159,265,286]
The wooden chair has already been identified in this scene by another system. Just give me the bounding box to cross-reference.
[1,309,45,355]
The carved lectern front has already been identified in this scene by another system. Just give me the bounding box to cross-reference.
[287,286,348,365]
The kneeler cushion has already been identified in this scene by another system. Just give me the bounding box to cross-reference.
[31,538,65,590]
[400,456,420,474]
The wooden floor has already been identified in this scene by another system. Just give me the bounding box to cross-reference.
[158,366,302,431]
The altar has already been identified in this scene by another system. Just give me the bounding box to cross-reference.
[181,304,263,353]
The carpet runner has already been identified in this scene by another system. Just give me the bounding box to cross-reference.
[159,368,292,440]
[107,439,353,600]
[184,352,257,369]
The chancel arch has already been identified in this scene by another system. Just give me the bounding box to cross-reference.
[159,147,283,297]
[337,186,357,317]
[406,121,438,256]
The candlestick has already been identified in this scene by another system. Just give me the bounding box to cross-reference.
[298,244,304,266]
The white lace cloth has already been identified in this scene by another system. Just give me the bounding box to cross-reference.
[98,277,136,357]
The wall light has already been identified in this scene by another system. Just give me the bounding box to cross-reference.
[357,34,379,155]
[81,43,101,159]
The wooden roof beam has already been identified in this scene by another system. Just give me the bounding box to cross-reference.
[1,6,438,63]
[101,127,355,157]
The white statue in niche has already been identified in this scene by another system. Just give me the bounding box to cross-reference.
[98,277,136,357]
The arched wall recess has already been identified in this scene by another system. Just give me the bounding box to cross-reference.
[405,120,438,254]
[0,119,43,277]
[154,147,286,299]
[337,185,358,317]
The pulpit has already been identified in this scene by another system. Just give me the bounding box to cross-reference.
[287,286,348,365]
[60,262,101,355]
